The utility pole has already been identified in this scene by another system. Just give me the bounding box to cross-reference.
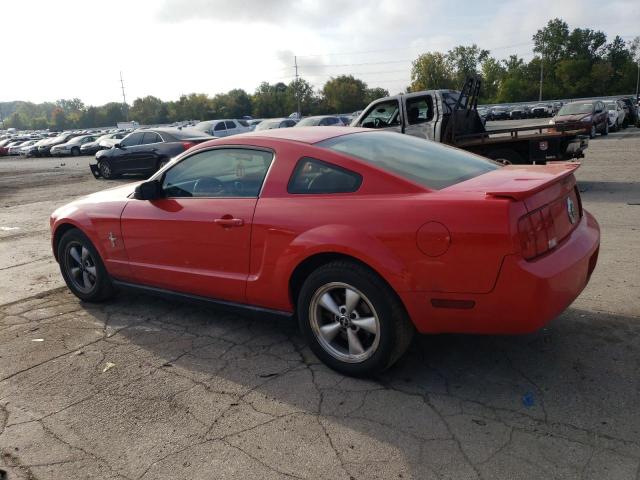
[539,41,544,102]
[635,58,639,103]
[120,71,128,121]
[294,56,301,119]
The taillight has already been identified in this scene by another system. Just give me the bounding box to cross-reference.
[518,205,558,260]
[182,141,194,151]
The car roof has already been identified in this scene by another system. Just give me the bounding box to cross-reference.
[219,126,369,144]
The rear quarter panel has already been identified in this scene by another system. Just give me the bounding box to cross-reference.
[242,139,516,311]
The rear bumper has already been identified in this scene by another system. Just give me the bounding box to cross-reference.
[401,210,600,334]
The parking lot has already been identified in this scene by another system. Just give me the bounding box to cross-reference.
[1,126,639,479]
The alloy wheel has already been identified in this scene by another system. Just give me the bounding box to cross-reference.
[64,241,98,294]
[309,282,380,363]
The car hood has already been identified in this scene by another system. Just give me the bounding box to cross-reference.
[554,113,590,122]
[52,182,141,218]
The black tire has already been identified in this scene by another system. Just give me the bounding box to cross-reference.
[486,149,523,165]
[71,147,80,156]
[98,160,115,179]
[297,260,414,376]
[57,229,114,303]
[601,121,608,136]
[589,125,596,139]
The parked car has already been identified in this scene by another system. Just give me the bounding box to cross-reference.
[38,133,80,156]
[509,105,530,119]
[549,100,609,138]
[531,104,553,117]
[91,128,212,179]
[22,137,50,157]
[606,101,626,131]
[617,97,638,127]
[9,139,38,155]
[51,127,600,376]
[254,118,298,131]
[247,119,265,131]
[295,116,345,127]
[51,134,100,156]
[486,106,509,121]
[193,119,251,137]
[80,133,127,155]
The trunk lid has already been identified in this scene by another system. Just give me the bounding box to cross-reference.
[446,164,583,258]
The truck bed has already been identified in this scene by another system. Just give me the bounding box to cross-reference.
[454,124,585,148]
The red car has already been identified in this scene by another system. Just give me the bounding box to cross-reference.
[50,127,600,376]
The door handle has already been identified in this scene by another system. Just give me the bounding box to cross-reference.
[214,216,244,227]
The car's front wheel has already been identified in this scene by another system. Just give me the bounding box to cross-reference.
[58,229,114,302]
[589,125,596,138]
[98,160,115,179]
[297,261,414,376]
[71,147,80,156]
[601,121,608,136]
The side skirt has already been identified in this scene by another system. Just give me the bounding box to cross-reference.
[111,279,294,320]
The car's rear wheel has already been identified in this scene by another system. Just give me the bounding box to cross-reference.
[58,229,114,302]
[71,147,80,156]
[98,160,114,179]
[297,261,414,376]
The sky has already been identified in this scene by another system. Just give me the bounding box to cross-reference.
[1,0,637,105]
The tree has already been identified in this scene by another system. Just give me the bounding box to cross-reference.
[130,96,168,125]
[322,75,367,113]
[50,107,68,131]
[447,44,490,86]
[363,87,389,105]
[286,78,317,115]
[480,57,506,103]
[410,52,455,91]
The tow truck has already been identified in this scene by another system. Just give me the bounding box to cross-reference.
[351,77,588,164]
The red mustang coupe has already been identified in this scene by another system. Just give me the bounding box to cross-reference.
[50,127,600,375]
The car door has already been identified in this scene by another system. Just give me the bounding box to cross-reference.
[225,120,238,136]
[138,132,164,171]
[114,132,144,171]
[403,95,437,140]
[353,99,402,133]
[120,147,274,303]
[213,121,227,137]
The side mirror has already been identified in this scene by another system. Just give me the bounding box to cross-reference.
[134,180,162,200]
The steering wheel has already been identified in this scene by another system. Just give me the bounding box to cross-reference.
[373,117,384,128]
[193,177,224,196]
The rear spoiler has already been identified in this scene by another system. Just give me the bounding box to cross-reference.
[485,163,580,200]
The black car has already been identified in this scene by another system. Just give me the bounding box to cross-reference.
[487,106,509,121]
[618,97,638,126]
[38,133,80,156]
[80,132,127,155]
[91,128,213,179]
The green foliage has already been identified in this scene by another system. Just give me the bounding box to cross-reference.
[410,52,455,91]
[322,75,368,113]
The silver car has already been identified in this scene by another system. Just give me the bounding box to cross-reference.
[193,119,251,137]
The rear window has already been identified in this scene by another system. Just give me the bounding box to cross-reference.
[317,131,498,190]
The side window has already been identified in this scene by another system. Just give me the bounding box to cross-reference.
[359,100,400,128]
[141,132,161,144]
[162,148,273,198]
[120,132,143,147]
[284,120,295,127]
[225,121,237,129]
[213,122,226,132]
[288,157,362,194]
[406,95,434,125]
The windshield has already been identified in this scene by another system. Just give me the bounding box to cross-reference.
[318,131,498,190]
[558,103,593,115]
[606,103,617,110]
[296,117,322,127]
